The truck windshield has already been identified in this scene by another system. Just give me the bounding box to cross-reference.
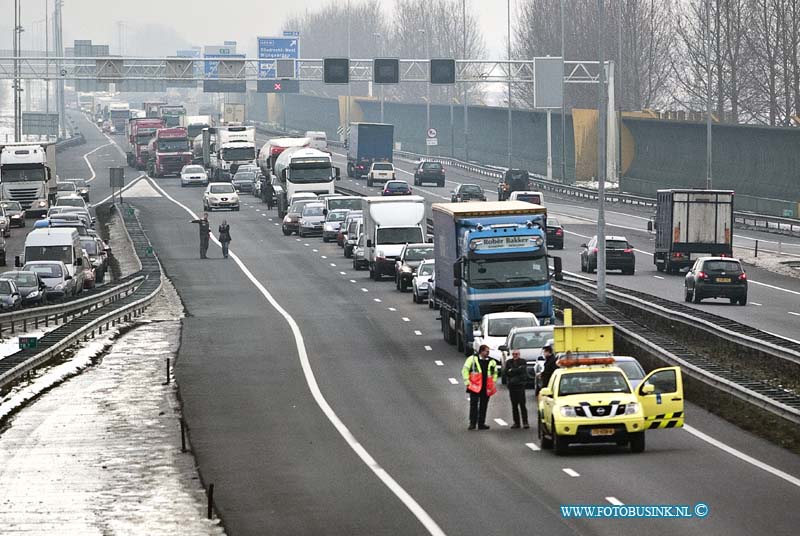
[158,140,189,152]
[289,162,333,183]
[25,246,72,265]
[222,147,256,161]
[136,132,155,144]
[468,256,549,288]
[1,166,46,182]
[377,227,423,245]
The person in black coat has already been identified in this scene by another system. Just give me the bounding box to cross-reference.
[504,349,529,428]
[537,345,557,396]
[218,219,232,259]
[190,212,211,259]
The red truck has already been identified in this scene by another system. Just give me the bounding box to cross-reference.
[147,127,192,178]
[127,118,165,170]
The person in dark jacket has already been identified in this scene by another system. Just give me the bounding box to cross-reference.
[537,345,557,396]
[504,349,529,428]
[264,180,275,209]
[218,219,232,259]
[190,212,211,259]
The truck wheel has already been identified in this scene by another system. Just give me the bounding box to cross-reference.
[629,432,646,453]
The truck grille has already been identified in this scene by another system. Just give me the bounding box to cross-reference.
[478,302,542,316]
[6,187,41,209]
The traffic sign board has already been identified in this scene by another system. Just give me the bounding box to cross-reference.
[427,128,438,138]
[283,31,300,37]
[258,36,300,78]
[426,138,438,146]
[257,79,300,93]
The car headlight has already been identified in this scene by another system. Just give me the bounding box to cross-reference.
[375,250,384,258]
[560,406,577,417]
[418,282,428,289]
[38,200,47,207]
[300,220,309,226]
[28,290,40,298]
[10,214,20,219]
[624,402,639,415]
[283,216,292,223]
[325,223,335,231]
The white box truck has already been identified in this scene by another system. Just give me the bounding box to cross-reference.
[362,196,427,280]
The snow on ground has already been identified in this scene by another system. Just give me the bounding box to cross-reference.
[0,326,60,361]
[0,209,225,535]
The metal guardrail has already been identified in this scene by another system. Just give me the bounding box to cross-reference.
[0,204,162,391]
[555,274,800,425]
[252,121,799,237]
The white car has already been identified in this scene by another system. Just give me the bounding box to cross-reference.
[412,259,435,304]
[54,194,88,210]
[0,207,10,238]
[366,162,395,187]
[180,165,209,187]
[203,182,240,212]
[472,312,539,362]
[498,326,555,384]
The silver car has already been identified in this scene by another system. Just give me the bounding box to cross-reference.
[352,233,368,270]
[498,325,555,385]
[412,259,435,304]
[298,202,326,237]
[322,209,349,242]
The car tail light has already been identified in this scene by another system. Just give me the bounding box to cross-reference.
[592,247,598,254]
[698,271,708,279]
[623,248,633,253]
[555,229,563,236]
[672,252,684,258]
[719,253,730,258]
[738,272,747,280]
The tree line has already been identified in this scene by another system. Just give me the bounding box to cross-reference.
[284,0,800,126]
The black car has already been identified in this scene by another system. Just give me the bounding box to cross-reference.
[395,243,435,292]
[0,270,47,306]
[1,201,26,227]
[382,180,412,196]
[580,235,635,274]
[413,161,445,187]
[685,257,747,305]
[497,169,530,200]
[546,217,564,249]
[451,183,486,202]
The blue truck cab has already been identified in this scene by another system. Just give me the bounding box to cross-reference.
[432,201,562,355]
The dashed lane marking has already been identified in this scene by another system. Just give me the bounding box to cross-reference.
[361,288,369,292]
[606,497,624,505]
[434,359,443,365]
[562,468,580,478]
[414,330,422,336]
[525,443,540,452]
[402,317,410,322]
[374,298,381,302]
[448,378,459,385]
[494,418,508,427]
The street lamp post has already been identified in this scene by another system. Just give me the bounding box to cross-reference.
[507,0,512,170]
[373,32,384,123]
[419,28,431,155]
[560,0,566,182]
[462,0,469,161]
[596,0,607,303]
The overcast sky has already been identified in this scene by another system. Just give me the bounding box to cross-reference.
[3,0,511,58]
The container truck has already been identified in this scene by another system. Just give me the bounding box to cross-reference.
[274,147,340,217]
[143,101,166,119]
[147,127,192,178]
[158,104,186,127]
[181,115,214,140]
[222,103,245,125]
[0,142,58,216]
[432,201,562,354]
[257,137,310,177]
[127,117,165,169]
[108,102,130,134]
[347,123,393,179]
[208,125,256,181]
[651,189,734,273]
[361,196,427,280]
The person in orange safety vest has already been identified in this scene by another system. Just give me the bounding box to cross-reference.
[462,344,500,431]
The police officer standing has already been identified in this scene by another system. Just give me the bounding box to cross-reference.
[190,212,211,259]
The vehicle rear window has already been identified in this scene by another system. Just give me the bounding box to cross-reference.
[327,211,348,222]
[605,240,629,249]
[559,371,631,395]
[422,162,442,169]
[405,246,434,261]
[703,260,741,272]
[487,317,537,337]
[25,264,64,278]
[183,166,204,173]
[2,273,36,286]
[461,185,482,193]
[510,330,552,350]
[548,217,560,227]
[0,281,11,294]
[418,263,434,276]
[516,194,542,204]
[387,182,408,190]
[210,184,234,193]
[616,361,645,381]
[374,163,393,170]
[234,173,255,181]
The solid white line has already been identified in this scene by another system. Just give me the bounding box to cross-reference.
[83,141,114,182]
[789,311,800,316]
[494,418,508,427]
[562,468,580,478]
[448,378,459,385]
[146,178,446,535]
[402,317,410,322]
[750,302,763,306]
[525,442,540,452]
[748,279,800,296]
[683,424,800,489]
[414,330,422,336]
[606,497,624,506]
[653,275,664,280]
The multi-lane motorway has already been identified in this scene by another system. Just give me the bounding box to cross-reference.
[51,113,800,534]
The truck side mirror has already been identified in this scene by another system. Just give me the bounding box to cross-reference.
[335,167,341,180]
[552,257,563,281]
[647,219,654,232]
[452,260,462,286]
[366,239,373,248]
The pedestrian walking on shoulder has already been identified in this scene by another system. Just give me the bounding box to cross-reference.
[537,344,557,397]
[218,219,232,259]
[264,180,275,209]
[190,212,211,259]
[462,345,500,431]
[504,349,529,429]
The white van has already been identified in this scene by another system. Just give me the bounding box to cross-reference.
[24,227,85,281]
[509,190,545,205]
[305,131,328,153]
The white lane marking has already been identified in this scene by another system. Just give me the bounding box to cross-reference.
[653,275,664,280]
[683,424,800,489]
[525,442,541,452]
[330,263,337,267]
[434,359,443,365]
[146,178,446,535]
[494,418,508,427]
[562,468,580,478]
[374,298,381,302]
[274,223,279,226]
[414,330,422,336]
[312,249,318,252]
[388,307,397,311]
[304,243,309,247]
[83,141,114,182]
[268,218,273,221]
[339,271,347,275]
[428,347,435,353]
[361,288,369,292]
[747,279,800,296]
[402,317,410,322]
[296,238,301,242]
[789,311,800,316]
[321,255,327,259]
[262,214,268,217]
[606,497,624,506]
[750,302,763,306]
[350,279,357,283]
[448,378,459,385]
[90,174,146,207]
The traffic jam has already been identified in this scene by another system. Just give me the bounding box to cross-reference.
[160,117,694,455]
